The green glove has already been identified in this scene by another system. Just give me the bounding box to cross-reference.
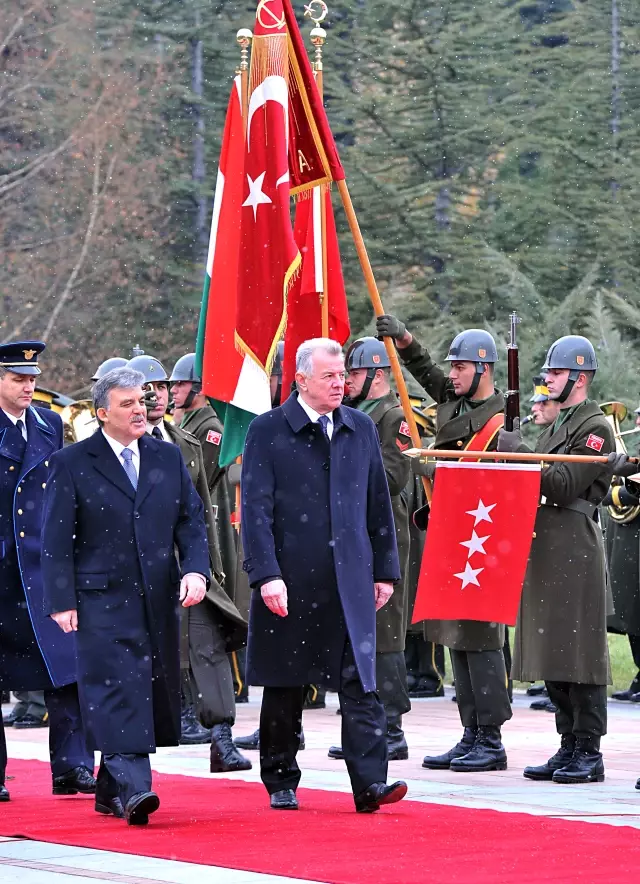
[376,314,406,340]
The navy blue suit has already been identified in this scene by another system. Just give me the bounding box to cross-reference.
[0,405,91,782]
[41,430,209,803]
[241,394,400,798]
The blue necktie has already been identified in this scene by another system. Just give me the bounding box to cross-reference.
[121,447,138,490]
[318,414,331,441]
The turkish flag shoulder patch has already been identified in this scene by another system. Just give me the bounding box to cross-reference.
[398,420,411,437]
[586,433,604,452]
[206,430,222,445]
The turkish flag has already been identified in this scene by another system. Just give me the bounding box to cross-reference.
[412,462,541,626]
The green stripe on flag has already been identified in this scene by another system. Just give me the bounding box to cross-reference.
[194,274,210,380]
[207,400,255,468]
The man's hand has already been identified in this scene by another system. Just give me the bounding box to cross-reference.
[606,451,640,478]
[374,582,394,611]
[180,573,207,607]
[52,610,78,633]
[261,579,288,617]
[375,315,412,348]
[497,418,522,453]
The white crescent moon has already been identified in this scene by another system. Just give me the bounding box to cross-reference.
[247,75,289,152]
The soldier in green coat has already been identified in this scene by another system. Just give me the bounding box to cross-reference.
[498,335,616,785]
[377,315,512,773]
[326,337,412,762]
[129,354,250,775]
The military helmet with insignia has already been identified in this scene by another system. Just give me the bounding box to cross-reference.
[127,354,168,383]
[542,335,598,373]
[169,353,201,384]
[91,357,128,382]
[345,337,391,370]
[445,330,498,364]
[530,375,550,403]
[0,340,45,376]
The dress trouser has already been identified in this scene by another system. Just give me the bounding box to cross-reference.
[545,681,608,739]
[260,643,388,798]
[376,651,411,721]
[100,754,152,806]
[187,602,236,727]
[450,649,512,728]
[628,635,640,692]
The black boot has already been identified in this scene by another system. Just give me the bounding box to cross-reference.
[303,684,327,709]
[552,736,604,784]
[422,727,476,770]
[210,722,253,772]
[523,734,575,780]
[180,706,212,745]
[449,725,507,772]
[234,727,306,752]
[387,716,409,761]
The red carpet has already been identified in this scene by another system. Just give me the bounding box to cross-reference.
[2,760,640,883]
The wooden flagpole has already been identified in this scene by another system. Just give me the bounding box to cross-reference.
[404,448,632,465]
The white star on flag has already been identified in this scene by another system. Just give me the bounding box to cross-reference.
[243,171,272,220]
[460,530,490,558]
[454,562,484,589]
[466,499,496,527]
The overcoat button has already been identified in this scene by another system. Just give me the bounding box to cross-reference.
[456,440,463,448]
[42,483,46,489]
[17,486,22,493]
[9,466,14,471]
[322,462,329,471]
[19,531,25,538]
[17,509,22,515]
[45,461,49,467]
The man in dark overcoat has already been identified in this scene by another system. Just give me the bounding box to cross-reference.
[129,352,250,773]
[0,341,94,803]
[241,337,407,813]
[327,337,411,762]
[41,367,210,825]
[498,335,614,784]
[377,315,512,773]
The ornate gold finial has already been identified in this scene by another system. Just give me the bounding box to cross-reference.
[236,29,253,71]
[304,1,328,72]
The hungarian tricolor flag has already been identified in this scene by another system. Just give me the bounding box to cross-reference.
[412,462,541,626]
[195,0,345,466]
[281,188,351,395]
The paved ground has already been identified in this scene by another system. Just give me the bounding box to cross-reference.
[2,688,640,882]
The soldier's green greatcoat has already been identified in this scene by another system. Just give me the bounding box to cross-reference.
[399,336,505,651]
[512,401,614,685]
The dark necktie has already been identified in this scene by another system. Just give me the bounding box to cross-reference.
[16,419,26,441]
[151,426,163,441]
[121,448,138,490]
[318,414,331,441]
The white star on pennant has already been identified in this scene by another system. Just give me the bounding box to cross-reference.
[454,562,484,589]
[460,530,490,558]
[466,499,496,527]
[243,171,272,220]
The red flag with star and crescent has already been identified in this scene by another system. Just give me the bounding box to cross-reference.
[412,462,541,626]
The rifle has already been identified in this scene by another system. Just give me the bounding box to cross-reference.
[504,311,520,432]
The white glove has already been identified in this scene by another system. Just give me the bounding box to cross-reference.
[261,579,288,617]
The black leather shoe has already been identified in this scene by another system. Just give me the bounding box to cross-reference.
[409,685,444,698]
[450,726,507,772]
[210,722,252,772]
[422,727,476,770]
[0,784,10,802]
[387,720,409,760]
[526,683,548,697]
[303,685,327,709]
[95,795,125,818]
[52,766,97,795]
[552,738,604,784]
[530,698,557,712]
[523,734,576,781]
[328,744,344,760]
[270,789,298,810]
[234,728,305,751]
[2,706,27,727]
[612,689,636,702]
[180,707,212,745]
[14,712,48,729]
[354,781,407,813]
[125,791,160,825]
[635,778,640,790]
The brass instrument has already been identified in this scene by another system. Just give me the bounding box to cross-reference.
[600,401,640,524]
[60,399,99,444]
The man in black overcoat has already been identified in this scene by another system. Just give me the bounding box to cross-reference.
[241,337,407,813]
[0,341,94,803]
[42,367,210,825]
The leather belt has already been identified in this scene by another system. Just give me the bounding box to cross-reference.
[540,496,597,519]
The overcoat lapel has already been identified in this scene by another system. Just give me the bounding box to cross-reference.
[0,409,25,464]
[21,407,56,477]
[86,430,136,501]
[135,434,169,508]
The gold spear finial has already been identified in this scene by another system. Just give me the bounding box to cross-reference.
[304,1,328,72]
[236,28,253,72]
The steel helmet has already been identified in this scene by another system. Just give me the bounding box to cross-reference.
[169,353,201,384]
[126,354,168,383]
[542,335,598,373]
[91,356,128,382]
[445,329,498,364]
[345,337,391,371]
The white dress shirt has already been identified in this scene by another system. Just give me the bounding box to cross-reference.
[297,395,334,440]
[2,408,27,440]
[101,430,140,478]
